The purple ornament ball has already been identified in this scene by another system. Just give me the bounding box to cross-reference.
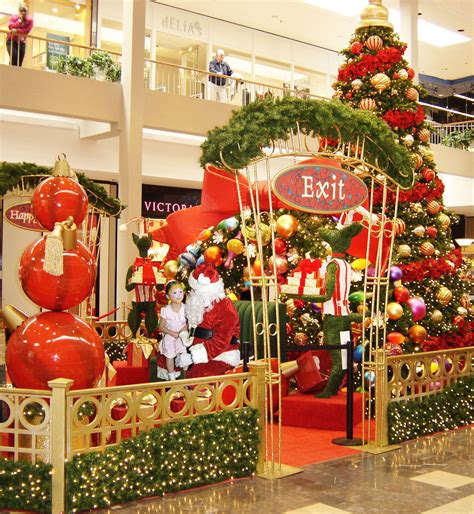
[367,266,376,278]
[407,297,426,322]
[389,266,403,282]
[310,302,321,313]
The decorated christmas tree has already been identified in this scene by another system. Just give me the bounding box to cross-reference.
[332,0,473,351]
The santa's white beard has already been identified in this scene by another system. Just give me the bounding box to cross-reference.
[185,276,226,327]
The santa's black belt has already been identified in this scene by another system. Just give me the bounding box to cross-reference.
[191,327,240,345]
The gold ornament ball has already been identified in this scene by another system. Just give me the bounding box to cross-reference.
[163,260,178,279]
[226,238,244,254]
[365,35,383,51]
[426,200,441,215]
[387,302,404,320]
[244,223,272,246]
[430,310,443,323]
[411,203,423,213]
[359,98,376,110]
[420,241,435,256]
[351,79,363,91]
[438,213,451,230]
[276,214,299,238]
[405,87,419,101]
[370,73,391,93]
[417,128,430,142]
[408,324,427,343]
[394,218,406,235]
[423,149,435,161]
[413,225,425,237]
[300,313,312,326]
[286,299,296,318]
[402,134,414,147]
[294,332,309,346]
[460,294,471,309]
[457,306,468,317]
[398,69,409,80]
[436,286,453,306]
[412,153,424,169]
[397,244,412,258]
[357,304,368,315]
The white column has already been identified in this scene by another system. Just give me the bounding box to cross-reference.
[399,0,419,84]
[117,0,146,307]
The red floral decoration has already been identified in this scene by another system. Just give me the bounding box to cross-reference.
[373,177,445,205]
[382,105,426,130]
[398,249,463,282]
[421,321,474,351]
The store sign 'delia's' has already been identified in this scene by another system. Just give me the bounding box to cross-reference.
[160,16,204,38]
[4,202,44,231]
[272,162,368,214]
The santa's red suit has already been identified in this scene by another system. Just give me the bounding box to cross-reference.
[183,264,240,378]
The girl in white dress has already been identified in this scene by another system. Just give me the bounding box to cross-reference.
[159,281,187,380]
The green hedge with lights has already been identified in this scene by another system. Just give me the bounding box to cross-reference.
[66,408,260,512]
[388,376,473,444]
[0,459,52,513]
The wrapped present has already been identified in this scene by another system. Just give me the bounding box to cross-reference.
[287,276,322,288]
[126,334,158,367]
[131,257,166,285]
[281,284,322,295]
[283,258,323,295]
[294,351,327,394]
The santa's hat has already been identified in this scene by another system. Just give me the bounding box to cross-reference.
[192,263,221,286]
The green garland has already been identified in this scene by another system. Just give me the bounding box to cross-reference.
[66,408,259,512]
[0,459,52,513]
[200,96,414,189]
[388,376,473,444]
[0,161,125,217]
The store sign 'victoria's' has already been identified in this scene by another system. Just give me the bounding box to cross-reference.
[272,161,368,214]
[4,202,44,231]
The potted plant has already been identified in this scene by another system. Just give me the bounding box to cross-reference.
[441,129,473,150]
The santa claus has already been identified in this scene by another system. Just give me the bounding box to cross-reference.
[177,263,241,378]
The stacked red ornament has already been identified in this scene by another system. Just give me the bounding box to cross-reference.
[6,155,104,391]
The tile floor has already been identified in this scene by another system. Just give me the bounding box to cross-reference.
[92,426,473,514]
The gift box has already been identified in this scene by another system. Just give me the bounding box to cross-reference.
[283,258,323,296]
[280,285,323,296]
[126,336,157,367]
[294,351,327,394]
[287,276,322,288]
[131,267,166,285]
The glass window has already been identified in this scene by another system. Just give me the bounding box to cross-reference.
[294,65,327,98]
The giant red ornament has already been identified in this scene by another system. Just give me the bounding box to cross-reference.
[407,67,415,79]
[31,176,88,231]
[422,168,435,182]
[6,311,105,390]
[365,35,383,51]
[426,226,438,238]
[274,237,287,255]
[393,286,410,303]
[351,41,364,54]
[19,237,96,311]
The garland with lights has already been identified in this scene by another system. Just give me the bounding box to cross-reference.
[65,408,259,512]
[0,161,125,216]
[0,459,52,513]
[388,376,473,444]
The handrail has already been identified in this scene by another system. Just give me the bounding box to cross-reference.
[0,28,122,56]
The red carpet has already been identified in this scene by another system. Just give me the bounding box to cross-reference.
[280,391,363,430]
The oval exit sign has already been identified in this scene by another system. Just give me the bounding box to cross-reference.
[272,160,368,214]
[4,202,44,231]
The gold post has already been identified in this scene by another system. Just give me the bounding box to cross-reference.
[248,360,266,475]
[49,378,74,514]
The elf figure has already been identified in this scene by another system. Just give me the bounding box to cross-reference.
[125,230,164,338]
[301,222,363,398]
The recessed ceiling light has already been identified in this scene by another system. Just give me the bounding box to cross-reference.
[75,3,81,10]
[52,7,58,13]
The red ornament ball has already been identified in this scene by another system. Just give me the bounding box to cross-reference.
[365,35,383,51]
[351,41,364,54]
[6,311,105,390]
[422,168,435,182]
[293,299,305,310]
[394,286,410,303]
[407,67,415,79]
[274,238,287,255]
[428,227,439,239]
[385,342,403,356]
[387,332,405,345]
[19,237,96,311]
[31,176,88,231]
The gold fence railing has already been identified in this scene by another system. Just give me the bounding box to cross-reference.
[371,346,474,447]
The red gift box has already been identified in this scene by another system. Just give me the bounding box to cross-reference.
[295,351,327,394]
[126,340,156,368]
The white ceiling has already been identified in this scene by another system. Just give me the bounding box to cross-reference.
[159,0,473,81]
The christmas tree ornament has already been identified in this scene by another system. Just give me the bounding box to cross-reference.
[411,203,423,213]
[370,73,391,93]
[353,344,364,363]
[407,297,426,321]
[408,324,427,343]
[351,79,363,91]
[457,306,468,316]
[387,302,403,320]
[351,41,364,54]
[385,342,403,356]
[293,332,309,346]
[31,155,88,231]
[268,254,289,275]
[394,218,406,235]
[285,322,293,336]
[460,294,471,309]
[365,35,384,51]
[436,286,453,306]
[275,214,299,238]
[286,299,296,318]
[397,244,412,258]
[349,290,365,303]
[6,311,104,390]
[389,266,403,282]
[364,371,376,387]
[19,238,95,311]
[163,260,178,279]
[401,134,414,147]
[413,153,424,169]
[387,332,405,345]
[252,258,263,276]
[204,246,222,264]
[300,313,312,326]
[398,68,409,80]
[226,238,244,255]
[413,225,425,237]
[243,222,272,245]
[359,98,376,110]
[405,87,419,101]
[218,217,240,233]
[426,200,441,215]
[351,258,369,270]
[310,302,321,313]
[438,213,451,230]
[420,241,435,256]
[394,286,410,303]
[407,67,415,79]
[417,128,430,142]
[178,252,196,270]
[198,228,212,242]
[430,310,443,323]
[422,168,435,181]
[274,237,287,254]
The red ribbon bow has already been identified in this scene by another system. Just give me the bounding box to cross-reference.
[133,257,161,284]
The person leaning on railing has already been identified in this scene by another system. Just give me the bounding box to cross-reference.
[6,3,33,67]
[208,49,233,102]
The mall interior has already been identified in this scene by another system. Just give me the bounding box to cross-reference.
[0,1,473,513]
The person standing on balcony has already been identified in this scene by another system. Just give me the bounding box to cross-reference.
[208,49,233,102]
[6,4,33,67]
